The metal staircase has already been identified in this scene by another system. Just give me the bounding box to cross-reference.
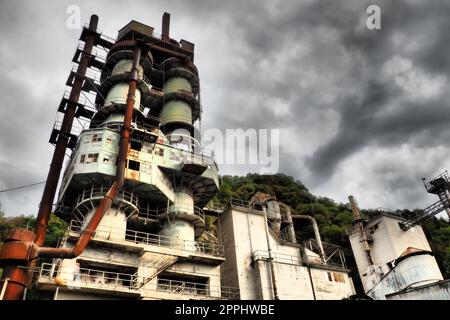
[400,171,450,231]
[132,255,179,290]
[400,197,449,230]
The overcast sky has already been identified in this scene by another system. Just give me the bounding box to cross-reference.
[1,0,450,217]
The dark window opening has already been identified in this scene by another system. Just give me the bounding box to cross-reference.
[131,139,142,151]
[327,272,333,282]
[157,272,209,296]
[128,160,140,171]
[92,133,102,143]
[86,153,99,163]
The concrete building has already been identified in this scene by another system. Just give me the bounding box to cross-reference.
[348,196,450,300]
[219,196,356,300]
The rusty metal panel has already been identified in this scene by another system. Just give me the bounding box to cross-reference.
[118,20,154,41]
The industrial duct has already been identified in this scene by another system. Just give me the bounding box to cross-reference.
[291,215,325,262]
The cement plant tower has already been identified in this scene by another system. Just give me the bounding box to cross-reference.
[0,14,228,300]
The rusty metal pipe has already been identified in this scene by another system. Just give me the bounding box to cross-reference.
[348,195,374,266]
[148,44,190,62]
[38,45,142,259]
[291,214,326,262]
[162,12,170,40]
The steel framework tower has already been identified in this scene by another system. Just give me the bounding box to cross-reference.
[401,171,450,230]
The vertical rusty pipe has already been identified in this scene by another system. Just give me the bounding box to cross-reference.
[34,15,99,246]
[0,229,36,300]
[162,12,170,40]
[0,267,29,300]
[38,44,142,259]
[348,195,374,266]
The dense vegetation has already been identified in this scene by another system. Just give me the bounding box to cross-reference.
[1,173,449,296]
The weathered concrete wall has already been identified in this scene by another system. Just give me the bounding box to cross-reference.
[310,268,355,300]
[386,279,450,300]
[220,206,355,300]
[350,214,436,293]
[368,253,444,300]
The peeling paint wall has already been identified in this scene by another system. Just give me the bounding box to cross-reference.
[220,206,355,300]
[387,279,450,300]
[350,214,435,293]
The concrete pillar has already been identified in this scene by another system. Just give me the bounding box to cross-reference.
[83,207,127,241]
[266,200,281,234]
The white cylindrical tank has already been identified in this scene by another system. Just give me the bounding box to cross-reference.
[160,220,195,241]
[164,77,192,94]
[104,83,141,110]
[368,253,444,300]
[111,59,144,80]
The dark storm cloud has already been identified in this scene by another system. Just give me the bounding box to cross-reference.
[301,0,450,179]
[1,0,450,214]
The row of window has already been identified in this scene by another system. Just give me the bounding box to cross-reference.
[79,154,153,174]
[82,133,116,144]
[80,153,115,164]
[80,153,98,163]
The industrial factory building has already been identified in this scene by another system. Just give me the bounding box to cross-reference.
[348,173,450,300]
[220,194,355,300]
[1,13,449,301]
[0,14,356,300]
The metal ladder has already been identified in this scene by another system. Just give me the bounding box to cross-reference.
[132,255,179,290]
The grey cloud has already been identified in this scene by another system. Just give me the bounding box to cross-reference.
[1,0,450,216]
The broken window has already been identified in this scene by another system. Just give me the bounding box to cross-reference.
[333,273,345,283]
[155,147,164,156]
[128,160,140,171]
[80,154,85,163]
[86,153,99,163]
[130,139,142,151]
[369,224,379,234]
[103,154,114,164]
[92,133,102,143]
[327,272,333,282]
